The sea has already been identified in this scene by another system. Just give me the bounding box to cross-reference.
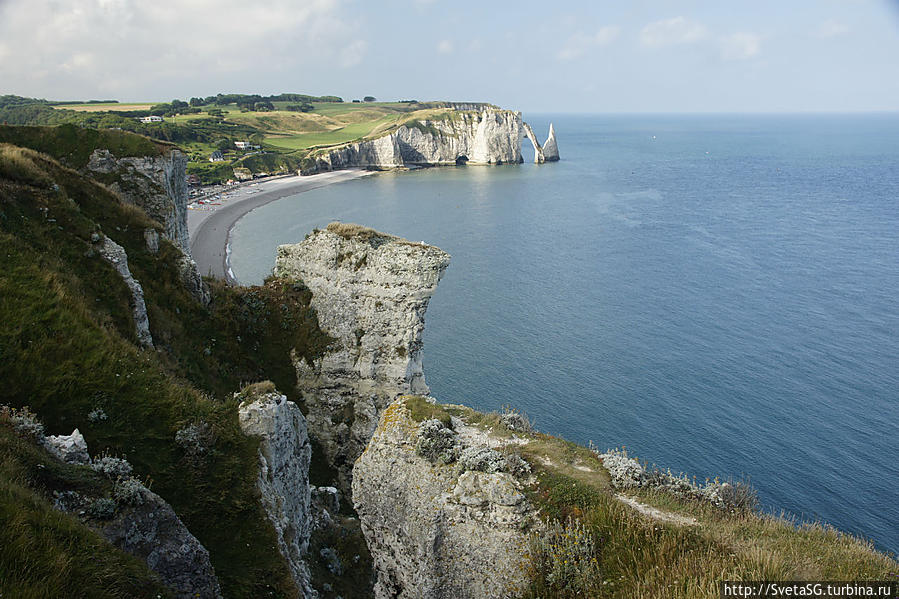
[229,113,899,555]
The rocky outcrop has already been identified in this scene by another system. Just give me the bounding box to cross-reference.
[238,388,315,597]
[44,428,90,464]
[87,148,190,254]
[87,148,210,305]
[312,109,524,171]
[353,398,538,599]
[100,487,223,599]
[44,429,222,599]
[542,123,560,162]
[95,235,154,348]
[273,223,450,491]
[522,122,545,164]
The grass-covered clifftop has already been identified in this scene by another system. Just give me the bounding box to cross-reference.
[0,128,332,597]
[400,397,898,599]
[0,95,500,182]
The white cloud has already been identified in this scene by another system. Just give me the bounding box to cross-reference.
[720,32,761,61]
[640,16,706,47]
[436,39,454,54]
[0,0,364,98]
[815,19,850,38]
[339,39,368,68]
[557,26,620,60]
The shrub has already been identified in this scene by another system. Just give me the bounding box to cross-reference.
[458,446,506,473]
[88,497,117,520]
[113,476,146,506]
[415,419,459,464]
[86,407,108,423]
[526,517,602,598]
[500,405,533,433]
[1,405,45,439]
[91,454,133,479]
[175,421,212,458]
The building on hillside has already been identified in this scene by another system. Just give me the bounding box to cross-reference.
[234,141,261,150]
[209,150,224,162]
[138,115,164,123]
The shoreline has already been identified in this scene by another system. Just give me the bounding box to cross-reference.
[188,169,378,284]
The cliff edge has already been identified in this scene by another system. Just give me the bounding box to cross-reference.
[273,222,450,491]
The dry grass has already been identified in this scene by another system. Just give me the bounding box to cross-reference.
[0,144,54,188]
[444,402,898,598]
[326,221,395,242]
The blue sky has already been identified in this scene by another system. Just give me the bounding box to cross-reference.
[1,0,898,112]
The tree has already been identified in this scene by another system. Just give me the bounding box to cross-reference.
[215,138,233,152]
[363,96,376,102]
[189,97,207,107]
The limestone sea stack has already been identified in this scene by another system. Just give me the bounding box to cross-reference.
[273,223,451,490]
[542,123,560,162]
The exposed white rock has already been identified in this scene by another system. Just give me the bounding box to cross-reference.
[522,122,546,164]
[44,428,90,465]
[238,390,315,597]
[353,399,538,599]
[95,236,153,348]
[542,123,560,162]
[144,228,160,254]
[273,223,450,491]
[313,109,524,171]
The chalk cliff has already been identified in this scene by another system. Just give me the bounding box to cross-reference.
[312,109,524,171]
[238,387,315,597]
[87,148,190,254]
[353,397,538,599]
[273,223,450,491]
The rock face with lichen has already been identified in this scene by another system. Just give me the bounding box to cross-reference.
[86,147,210,305]
[238,387,315,597]
[86,148,190,253]
[273,223,450,491]
[352,398,538,599]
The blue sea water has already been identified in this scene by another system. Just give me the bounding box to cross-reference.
[230,114,899,554]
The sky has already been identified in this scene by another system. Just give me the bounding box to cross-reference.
[1,0,898,112]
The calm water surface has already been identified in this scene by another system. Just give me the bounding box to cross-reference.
[231,114,899,554]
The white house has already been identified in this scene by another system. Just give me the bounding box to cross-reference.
[139,116,164,124]
[234,141,261,150]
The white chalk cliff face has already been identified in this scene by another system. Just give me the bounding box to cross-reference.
[353,399,537,599]
[238,390,315,597]
[313,109,524,171]
[273,224,450,490]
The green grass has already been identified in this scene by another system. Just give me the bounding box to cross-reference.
[402,396,452,428]
[0,139,334,597]
[264,115,401,150]
[440,402,899,599]
[0,124,168,168]
[0,422,171,598]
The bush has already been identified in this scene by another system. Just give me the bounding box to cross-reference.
[1,405,45,439]
[175,421,212,458]
[500,406,533,433]
[91,454,133,479]
[415,419,459,464]
[88,497,117,520]
[526,517,602,598]
[113,476,146,506]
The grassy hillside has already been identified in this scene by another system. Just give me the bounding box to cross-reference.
[0,95,492,183]
[403,398,898,599]
[0,134,333,597]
